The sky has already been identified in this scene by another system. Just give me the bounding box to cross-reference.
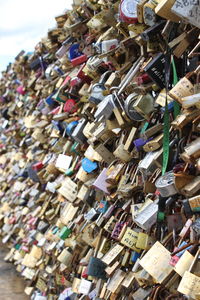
[0,0,73,72]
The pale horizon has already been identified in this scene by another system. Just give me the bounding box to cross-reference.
[0,0,73,72]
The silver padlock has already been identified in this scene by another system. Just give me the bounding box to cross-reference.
[71,118,87,144]
[155,171,178,197]
[89,71,112,104]
[94,94,115,120]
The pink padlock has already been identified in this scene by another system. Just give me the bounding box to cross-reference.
[16,85,26,95]
[70,77,81,87]
[21,245,29,252]
[92,168,111,194]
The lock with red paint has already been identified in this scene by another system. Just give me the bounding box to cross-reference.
[77,64,92,84]
[136,73,152,85]
[71,54,88,67]
[32,162,44,171]
[64,99,77,113]
[120,0,138,24]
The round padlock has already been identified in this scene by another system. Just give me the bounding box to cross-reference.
[124,93,145,121]
[155,171,178,198]
[120,0,138,24]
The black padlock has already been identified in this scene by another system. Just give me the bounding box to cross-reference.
[140,20,166,41]
[144,53,166,89]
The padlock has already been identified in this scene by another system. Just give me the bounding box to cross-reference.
[94,143,115,165]
[103,215,116,234]
[124,93,146,121]
[106,161,125,185]
[181,176,200,197]
[155,171,178,197]
[140,241,174,284]
[89,71,112,104]
[87,257,107,279]
[58,177,78,202]
[58,226,72,240]
[117,165,141,198]
[111,212,129,241]
[57,248,73,266]
[102,244,124,265]
[105,72,121,89]
[143,0,158,26]
[120,0,138,24]
[180,138,200,163]
[71,118,87,144]
[71,54,88,67]
[134,200,158,230]
[169,73,195,103]
[120,227,141,252]
[94,94,116,120]
[183,195,200,214]
[171,0,200,29]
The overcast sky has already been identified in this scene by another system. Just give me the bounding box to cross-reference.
[0,0,73,72]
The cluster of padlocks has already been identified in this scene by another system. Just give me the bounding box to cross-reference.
[0,0,200,299]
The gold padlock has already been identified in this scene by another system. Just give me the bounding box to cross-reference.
[169,74,195,103]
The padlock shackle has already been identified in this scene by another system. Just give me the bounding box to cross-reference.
[99,70,112,84]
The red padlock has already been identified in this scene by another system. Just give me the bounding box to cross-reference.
[169,254,180,267]
[64,99,77,113]
[71,54,88,67]
[77,64,92,84]
[32,162,44,171]
[82,266,88,279]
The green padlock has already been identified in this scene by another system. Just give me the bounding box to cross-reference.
[157,211,165,222]
[70,141,80,155]
[59,226,71,240]
[65,156,79,176]
[15,244,21,250]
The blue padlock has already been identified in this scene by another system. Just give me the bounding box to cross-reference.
[66,121,78,136]
[134,138,148,152]
[68,44,82,60]
[51,120,64,134]
[176,241,192,257]
[161,101,174,113]
[45,91,58,107]
[98,200,109,214]
[82,158,98,173]
[54,66,65,76]
[131,251,141,263]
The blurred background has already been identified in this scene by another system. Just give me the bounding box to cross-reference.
[0,0,73,72]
